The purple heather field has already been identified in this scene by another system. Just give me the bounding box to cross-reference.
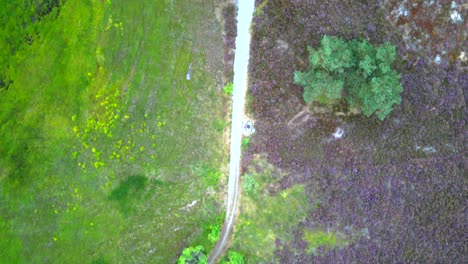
[239,0,467,262]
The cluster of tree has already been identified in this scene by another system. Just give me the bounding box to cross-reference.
[294,35,403,120]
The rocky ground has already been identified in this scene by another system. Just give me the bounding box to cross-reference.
[244,0,466,262]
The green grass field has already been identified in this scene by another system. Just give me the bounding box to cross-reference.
[0,0,227,263]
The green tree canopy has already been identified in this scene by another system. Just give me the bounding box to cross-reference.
[294,35,403,120]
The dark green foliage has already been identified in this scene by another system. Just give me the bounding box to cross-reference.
[294,36,403,120]
[34,0,64,19]
[295,70,344,105]
[177,245,207,264]
[308,36,354,73]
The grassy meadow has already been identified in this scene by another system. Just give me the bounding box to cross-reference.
[0,0,228,263]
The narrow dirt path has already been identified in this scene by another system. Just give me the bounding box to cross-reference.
[208,1,254,263]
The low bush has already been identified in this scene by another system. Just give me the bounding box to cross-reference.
[223,82,234,96]
[242,174,259,196]
[177,245,207,264]
[193,163,222,187]
[241,137,250,148]
[221,251,245,264]
[208,224,221,244]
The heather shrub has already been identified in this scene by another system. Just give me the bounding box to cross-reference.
[294,36,403,120]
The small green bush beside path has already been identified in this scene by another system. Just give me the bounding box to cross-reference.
[223,82,234,96]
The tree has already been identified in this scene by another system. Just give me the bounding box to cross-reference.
[294,36,403,120]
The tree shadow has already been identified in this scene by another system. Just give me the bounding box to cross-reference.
[109,175,148,215]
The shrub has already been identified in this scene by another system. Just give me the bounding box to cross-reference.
[294,36,403,120]
[226,251,245,264]
[242,174,259,195]
[241,137,250,148]
[213,118,228,133]
[223,82,234,96]
[193,163,222,187]
[208,224,221,244]
[177,245,207,264]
